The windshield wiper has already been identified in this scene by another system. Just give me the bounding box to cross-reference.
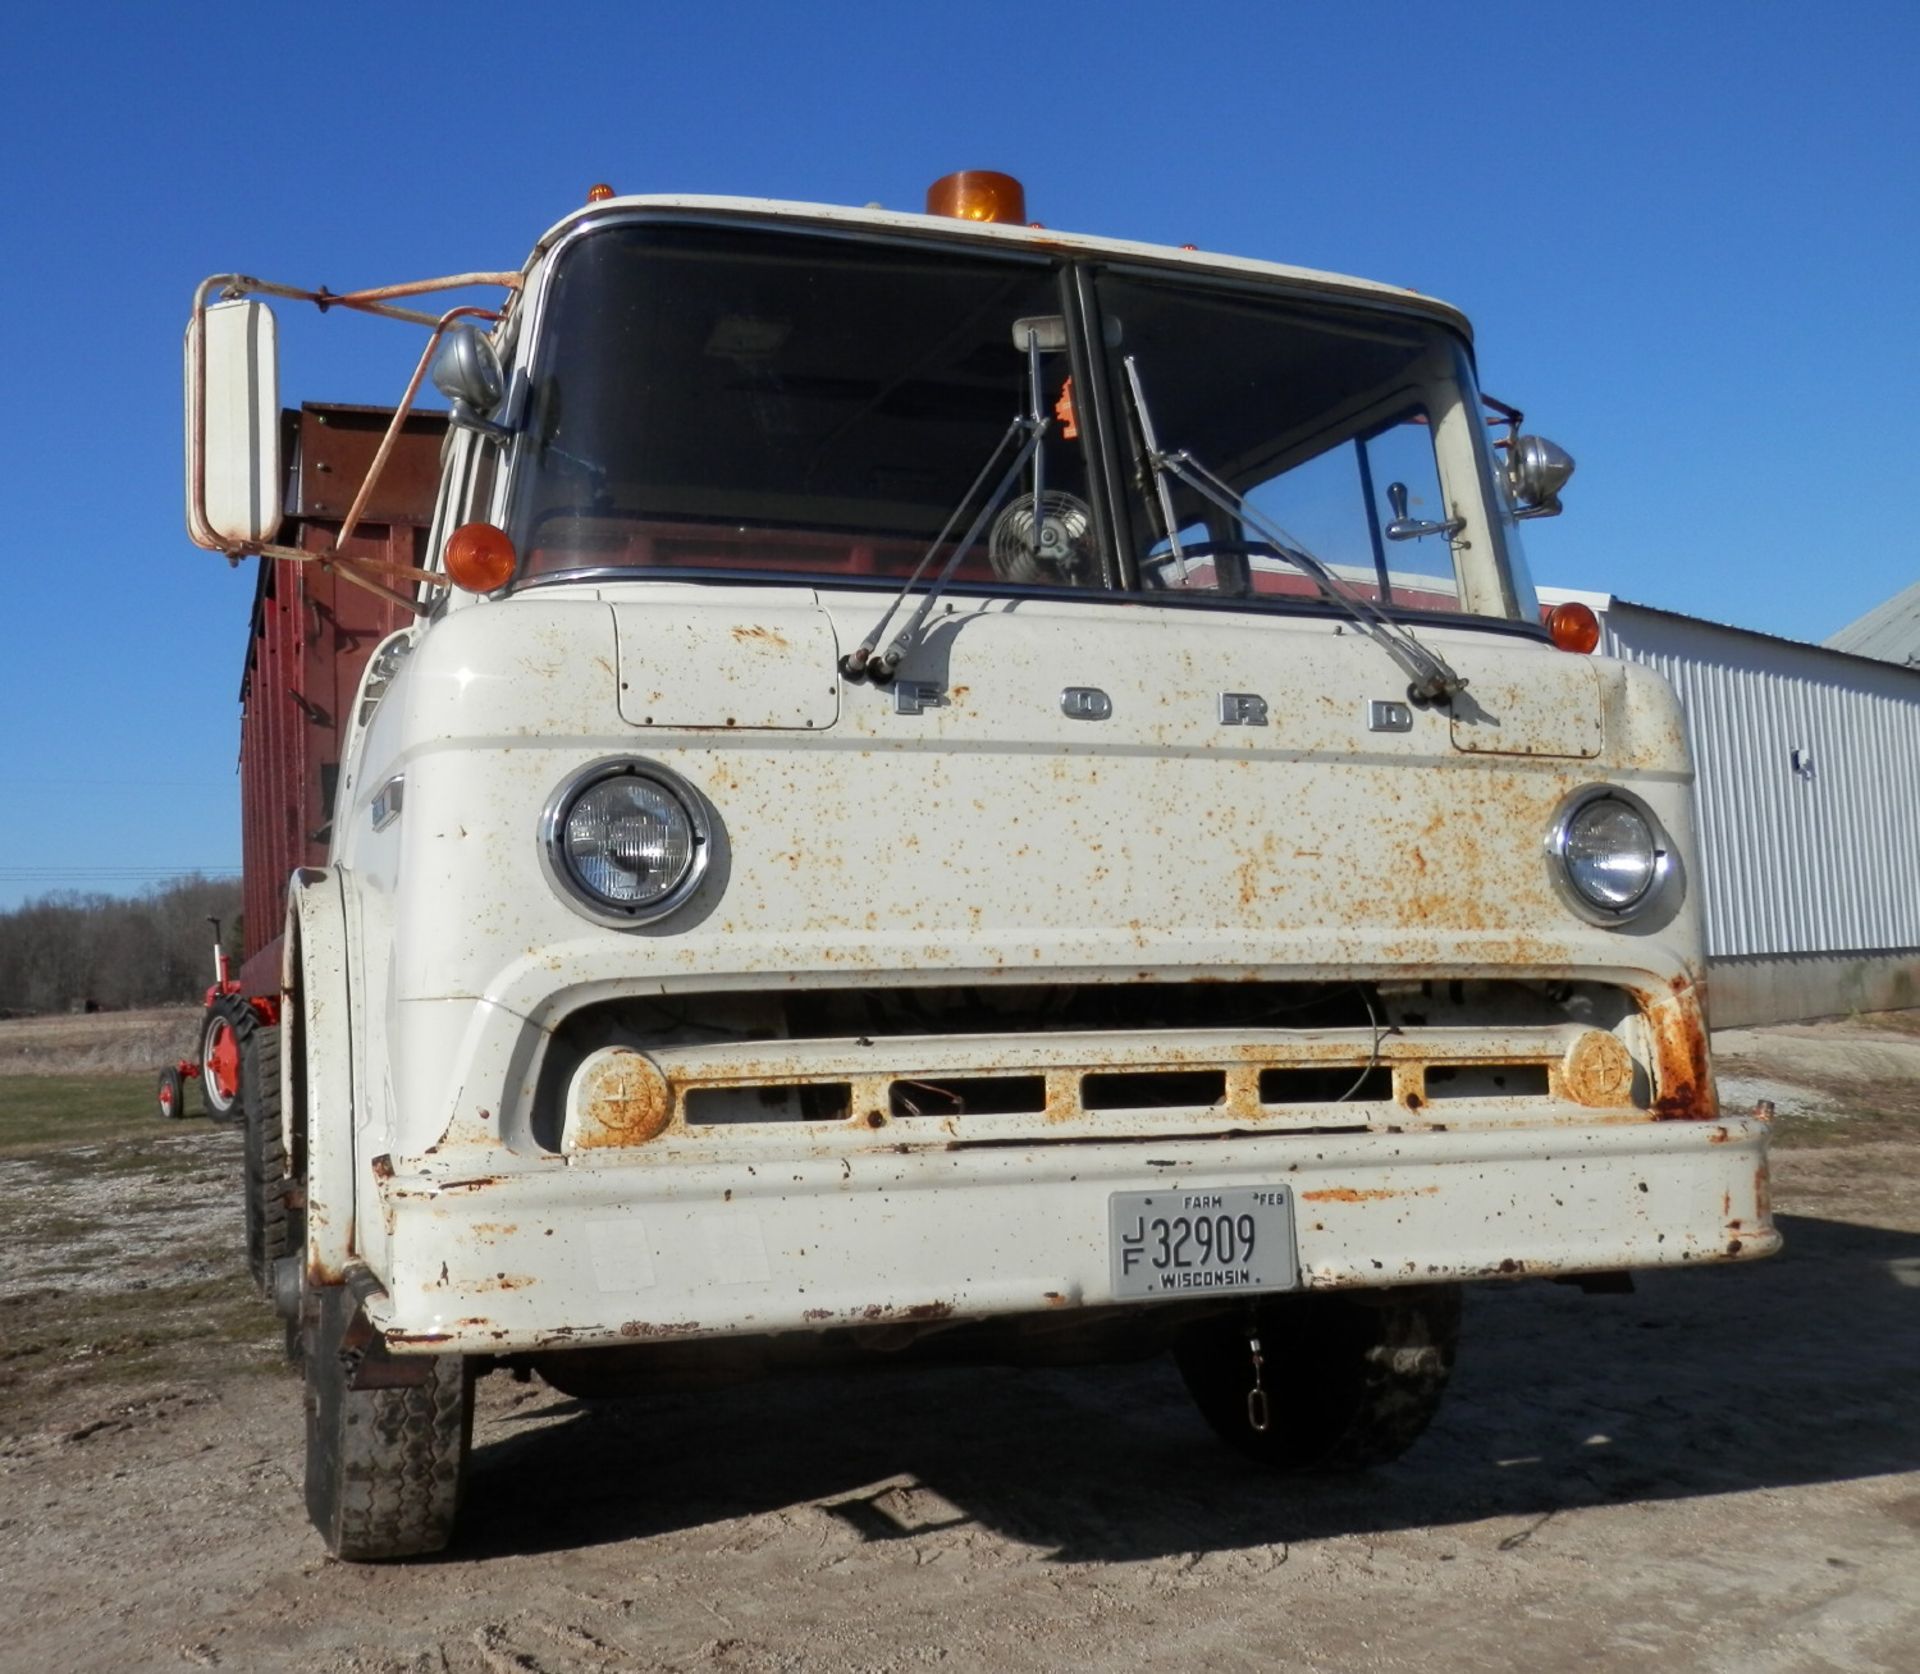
[1122,357,1468,705]
[841,331,1051,687]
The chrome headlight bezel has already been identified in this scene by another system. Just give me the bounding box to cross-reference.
[539,757,711,928]
[1544,784,1676,926]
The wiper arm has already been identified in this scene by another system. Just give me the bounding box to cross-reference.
[1122,357,1467,705]
[842,331,1051,687]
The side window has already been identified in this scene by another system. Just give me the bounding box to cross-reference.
[1362,415,1459,610]
[1243,443,1380,602]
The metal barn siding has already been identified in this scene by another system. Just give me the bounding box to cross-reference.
[1599,601,1920,969]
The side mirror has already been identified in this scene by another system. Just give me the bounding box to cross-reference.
[433,323,510,437]
[184,298,282,549]
[1508,435,1574,519]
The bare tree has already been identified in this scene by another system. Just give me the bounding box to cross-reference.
[0,875,243,1014]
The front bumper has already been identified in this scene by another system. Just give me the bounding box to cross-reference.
[366,1115,1776,1354]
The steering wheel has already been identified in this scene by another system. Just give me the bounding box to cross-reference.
[1141,539,1283,594]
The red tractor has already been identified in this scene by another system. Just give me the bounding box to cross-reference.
[155,918,279,1122]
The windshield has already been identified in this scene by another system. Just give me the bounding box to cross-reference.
[1096,269,1521,620]
[508,220,1530,625]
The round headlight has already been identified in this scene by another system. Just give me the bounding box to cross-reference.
[543,761,709,923]
[1546,788,1672,922]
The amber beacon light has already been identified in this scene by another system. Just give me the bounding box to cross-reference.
[925,170,1027,224]
[1547,600,1602,654]
[445,522,518,594]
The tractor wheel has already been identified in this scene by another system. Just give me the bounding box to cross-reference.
[238,1019,294,1300]
[156,1065,186,1120]
[303,1281,472,1561]
[1174,1286,1461,1473]
[199,1000,247,1122]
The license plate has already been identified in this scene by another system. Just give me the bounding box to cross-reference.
[1108,1186,1299,1299]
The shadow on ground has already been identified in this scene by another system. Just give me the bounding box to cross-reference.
[454,1211,1920,1564]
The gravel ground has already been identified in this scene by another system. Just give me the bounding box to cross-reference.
[2,1021,1917,1674]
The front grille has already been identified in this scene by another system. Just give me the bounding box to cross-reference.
[528,976,1651,1153]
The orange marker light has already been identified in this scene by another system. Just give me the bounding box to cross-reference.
[1547,600,1601,654]
[586,182,615,203]
[445,522,517,593]
[925,170,1027,224]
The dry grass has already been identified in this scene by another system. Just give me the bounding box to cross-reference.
[0,1006,203,1077]
[1852,1008,1920,1038]
[1770,1081,1920,1149]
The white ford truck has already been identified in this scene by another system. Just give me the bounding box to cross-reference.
[185,170,1775,1560]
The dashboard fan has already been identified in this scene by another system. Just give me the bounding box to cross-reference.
[988,491,1095,585]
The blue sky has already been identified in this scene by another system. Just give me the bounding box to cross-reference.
[1,2,1915,910]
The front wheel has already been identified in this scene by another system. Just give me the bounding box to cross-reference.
[1174,1285,1461,1473]
[303,1281,472,1561]
[155,1065,186,1120]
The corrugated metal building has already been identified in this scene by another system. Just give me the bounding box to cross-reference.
[1826,577,1920,669]
[1541,589,1920,1026]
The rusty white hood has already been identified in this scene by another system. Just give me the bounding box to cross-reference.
[366,587,1686,992]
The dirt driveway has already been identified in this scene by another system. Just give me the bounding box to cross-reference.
[3,1019,1918,1674]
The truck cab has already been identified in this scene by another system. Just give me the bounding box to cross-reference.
[186,173,1775,1560]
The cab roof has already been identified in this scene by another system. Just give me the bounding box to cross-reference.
[525,194,1473,340]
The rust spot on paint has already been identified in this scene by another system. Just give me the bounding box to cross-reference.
[1301,1185,1439,1204]
[730,624,789,648]
[1645,975,1720,1120]
[618,1320,703,1339]
[851,1300,955,1324]
[471,1273,534,1292]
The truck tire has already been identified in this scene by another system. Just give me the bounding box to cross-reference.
[156,1065,186,1120]
[200,1000,247,1122]
[303,1281,472,1561]
[239,1020,293,1298]
[1173,1285,1461,1473]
